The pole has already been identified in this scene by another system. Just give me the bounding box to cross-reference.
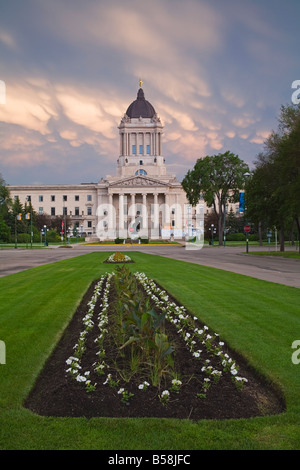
[30,207,33,248]
[223,202,226,247]
[15,215,17,249]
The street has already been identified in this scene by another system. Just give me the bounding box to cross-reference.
[0,244,299,288]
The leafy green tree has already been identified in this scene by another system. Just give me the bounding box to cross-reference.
[246,103,300,251]
[0,173,12,219]
[182,151,249,245]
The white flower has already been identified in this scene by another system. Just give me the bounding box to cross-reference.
[171,379,182,386]
[76,375,87,382]
[138,381,150,390]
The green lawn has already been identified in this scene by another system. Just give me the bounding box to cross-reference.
[247,251,300,259]
[0,251,299,450]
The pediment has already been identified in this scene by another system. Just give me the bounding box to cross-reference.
[109,175,169,188]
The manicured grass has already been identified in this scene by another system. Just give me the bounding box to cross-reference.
[247,251,300,259]
[0,251,299,450]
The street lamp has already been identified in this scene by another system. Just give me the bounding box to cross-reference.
[43,225,48,246]
[14,213,21,249]
[209,223,216,245]
[244,172,251,254]
[26,196,33,249]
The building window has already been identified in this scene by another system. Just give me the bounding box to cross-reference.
[51,207,55,216]
[51,195,55,202]
[63,207,67,216]
[63,195,67,202]
[75,207,80,216]
[88,221,92,228]
[27,195,31,202]
[135,169,147,176]
[39,195,43,202]
[87,194,92,201]
[132,145,136,155]
[139,145,143,154]
[139,160,143,165]
[87,206,92,216]
[146,145,150,154]
[75,195,79,201]
[39,207,43,215]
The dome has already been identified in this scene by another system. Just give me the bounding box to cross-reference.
[126,88,156,119]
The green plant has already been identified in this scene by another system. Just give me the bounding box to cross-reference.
[111,265,175,388]
[1,252,299,450]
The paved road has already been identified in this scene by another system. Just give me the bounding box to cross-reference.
[0,244,299,288]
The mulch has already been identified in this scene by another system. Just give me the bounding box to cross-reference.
[24,278,285,420]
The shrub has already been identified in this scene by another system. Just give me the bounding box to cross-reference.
[226,233,246,241]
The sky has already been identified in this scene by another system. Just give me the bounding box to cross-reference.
[0,0,299,186]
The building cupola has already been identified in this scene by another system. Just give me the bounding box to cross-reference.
[117,83,165,178]
[126,88,156,119]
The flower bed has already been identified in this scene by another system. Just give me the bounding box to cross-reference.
[104,252,134,263]
[25,267,283,419]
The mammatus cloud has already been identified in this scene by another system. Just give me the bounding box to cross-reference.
[0,0,298,184]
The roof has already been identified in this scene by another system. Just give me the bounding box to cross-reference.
[125,88,156,119]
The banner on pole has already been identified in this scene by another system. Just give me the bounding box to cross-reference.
[239,192,245,213]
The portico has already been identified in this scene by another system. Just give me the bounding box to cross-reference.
[97,179,184,240]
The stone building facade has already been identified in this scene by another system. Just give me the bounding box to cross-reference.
[8,86,203,241]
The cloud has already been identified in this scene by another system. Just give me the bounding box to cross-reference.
[0,82,55,135]
[0,30,17,50]
[232,113,259,129]
[0,0,298,185]
[249,130,270,145]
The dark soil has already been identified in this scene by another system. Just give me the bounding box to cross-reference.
[24,277,285,420]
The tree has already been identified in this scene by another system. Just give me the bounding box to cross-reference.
[0,173,12,219]
[182,151,249,245]
[246,103,300,252]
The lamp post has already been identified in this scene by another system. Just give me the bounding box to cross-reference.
[244,172,251,254]
[43,225,47,246]
[209,223,216,245]
[223,202,228,247]
[26,196,33,249]
[15,213,22,249]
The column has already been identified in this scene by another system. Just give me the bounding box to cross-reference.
[129,193,136,222]
[108,193,113,229]
[164,193,170,226]
[108,193,116,239]
[152,193,159,238]
[142,193,148,237]
[119,193,125,237]
[175,193,182,238]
